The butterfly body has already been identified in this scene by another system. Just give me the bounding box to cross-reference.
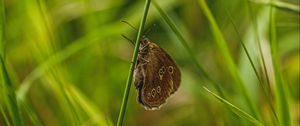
[134,36,181,110]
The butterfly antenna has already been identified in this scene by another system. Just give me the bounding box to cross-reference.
[121,34,135,45]
[121,20,138,31]
[144,23,156,35]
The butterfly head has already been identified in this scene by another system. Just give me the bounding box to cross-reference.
[139,35,150,52]
[141,35,150,44]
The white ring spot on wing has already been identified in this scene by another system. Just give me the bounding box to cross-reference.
[156,86,161,94]
[151,88,156,98]
[158,66,166,80]
[147,92,151,99]
[168,66,174,74]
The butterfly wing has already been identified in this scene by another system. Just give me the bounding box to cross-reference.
[138,42,181,110]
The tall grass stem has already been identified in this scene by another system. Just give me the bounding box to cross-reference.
[269,1,291,125]
[197,0,260,120]
[117,0,151,125]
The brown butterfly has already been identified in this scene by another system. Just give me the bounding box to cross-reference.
[133,36,181,110]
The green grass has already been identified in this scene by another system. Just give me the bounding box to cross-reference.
[250,0,300,14]
[0,0,4,57]
[1,0,23,125]
[0,0,298,125]
[198,0,260,120]
[269,1,291,125]
[245,1,278,124]
[203,87,263,126]
[1,56,23,126]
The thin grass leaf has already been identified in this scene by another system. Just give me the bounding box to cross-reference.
[117,0,152,125]
[0,0,4,57]
[19,100,43,126]
[59,83,82,125]
[0,3,41,125]
[203,87,264,126]
[226,9,278,125]
[269,2,291,126]
[225,10,262,96]
[0,103,11,126]
[245,1,279,123]
[250,0,300,14]
[197,0,260,119]
[16,23,125,100]
[25,1,82,124]
[0,2,23,123]
[247,0,273,104]
[0,57,23,126]
[68,85,113,126]
[36,0,55,46]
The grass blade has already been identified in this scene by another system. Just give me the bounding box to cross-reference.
[197,0,260,119]
[0,57,23,126]
[117,0,152,125]
[226,9,278,124]
[250,0,300,14]
[68,85,113,126]
[16,23,124,100]
[269,1,291,126]
[203,87,264,126]
[245,1,279,123]
[19,100,43,126]
[0,103,11,126]
[0,0,23,125]
[0,0,4,57]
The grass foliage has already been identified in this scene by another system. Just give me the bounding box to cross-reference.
[0,0,299,125]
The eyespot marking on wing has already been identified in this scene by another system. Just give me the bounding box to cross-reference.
[156,86,161,94]
[151,88,156,98]
[168,66,174,74]
[158,66,166,80]
[147,92,151,99]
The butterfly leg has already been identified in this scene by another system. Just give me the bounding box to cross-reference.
[140,57,149,64]
[137,53,149,65]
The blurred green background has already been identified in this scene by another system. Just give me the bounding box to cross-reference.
[0,0,299,125]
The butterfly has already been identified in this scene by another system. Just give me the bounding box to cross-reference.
[133,36,181,110]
